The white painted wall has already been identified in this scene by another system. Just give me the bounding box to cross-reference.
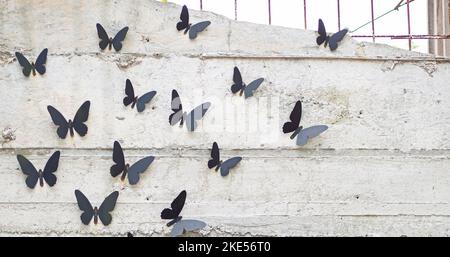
[0,0,449,236]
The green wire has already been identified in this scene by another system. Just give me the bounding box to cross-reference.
[351,0,414,33]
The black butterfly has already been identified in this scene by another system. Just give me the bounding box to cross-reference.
[231,66,264,98]
[96,23,129,51]
[160,190,206,237]
[316,19,348,51]
[47,101,90,139]
[15,48,48,77]
[208,142,242,177]
[177,5,211,39]
[123,79,157,112]
[282,100,328,146]
[74,190,119,226]
[16,151,60,189]
[169,90,211,132]
[110,140,155,185]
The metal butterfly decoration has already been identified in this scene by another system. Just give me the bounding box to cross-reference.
[47,101,90,139]
[283,100,328,146]
[177,5,211,39]
[123,79,157,113]
[161,190,206,237]
[110,140,155,185]
[15,48,48,77]
[208,142,242,177]
[316,19,348,51]
[16,151,60,188]
[96,23,129,51]
[231,66,264,98]
[169,89,211,132]
[74,190,119,226]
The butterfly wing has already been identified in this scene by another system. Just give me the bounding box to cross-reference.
[123,79,135,107]
[96,23,110,50]
[176,5,189,31]
[127,156,155,185]
[316,19,328,46]
[296,125,328,146]
[185,102,211,132]
[136,91,157,113]
[110,141,126,178]
[72,101,90,137]
[47,105,69,139]
[207,142,220,169]
[169,90,184,126]
[16,155,39,188]
[112,27,129,51]
[42,151,60,187]
[74,190,95,225]
[231,66,244,94]
[328,29,348,51]
[243,78,264,98]
[98,191,119,226]
[170,219,206,237]
[34,48,48,75]
[282,101,302,133]
[188,21,211,39]
[161,190,186,220]
[15,52,32,77]
[220,157,242,177]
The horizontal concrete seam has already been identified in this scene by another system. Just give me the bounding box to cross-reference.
[1,51,448,62]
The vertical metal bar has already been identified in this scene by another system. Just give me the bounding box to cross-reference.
[337,0,341,30]
[268,0,272,25]
[370,0,375,42]
[234,0,237,20]
[200,0,203,10]
[406,0,412,50]
[303,0,307,29]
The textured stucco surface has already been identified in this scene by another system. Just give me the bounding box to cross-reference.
[1,0,450,236]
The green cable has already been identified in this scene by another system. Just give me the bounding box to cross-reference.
[351,0,414,33]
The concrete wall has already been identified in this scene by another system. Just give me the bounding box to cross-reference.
[1,0,450,236]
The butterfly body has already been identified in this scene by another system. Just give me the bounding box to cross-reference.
[96,23,129,51]
[47,101,90,139]
[177,5,211,39]
[161,190,206,237]
[110,141,155,185]
[15,48,48,77]
[231,67,264,99]
[283,101,328,146]
[74,190,119,226]
[169,90,211,132]
[123,79,157,112]
[208,142,242,177]
[316,19,348,51]
[16,151,60,189]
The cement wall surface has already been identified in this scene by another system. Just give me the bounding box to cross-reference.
[0,0,449,236]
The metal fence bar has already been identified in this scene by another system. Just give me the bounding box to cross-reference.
[219,0,448,52]
[406,0,412,50]
[304,0,307,29]
[352,34,450,39]
[337,0,341,30]
[200,0,202,10]
[370,0,375,42]
[234,0,238,20]
[268,0,272,25]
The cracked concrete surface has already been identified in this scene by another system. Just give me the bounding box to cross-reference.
[1,0,450,236]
